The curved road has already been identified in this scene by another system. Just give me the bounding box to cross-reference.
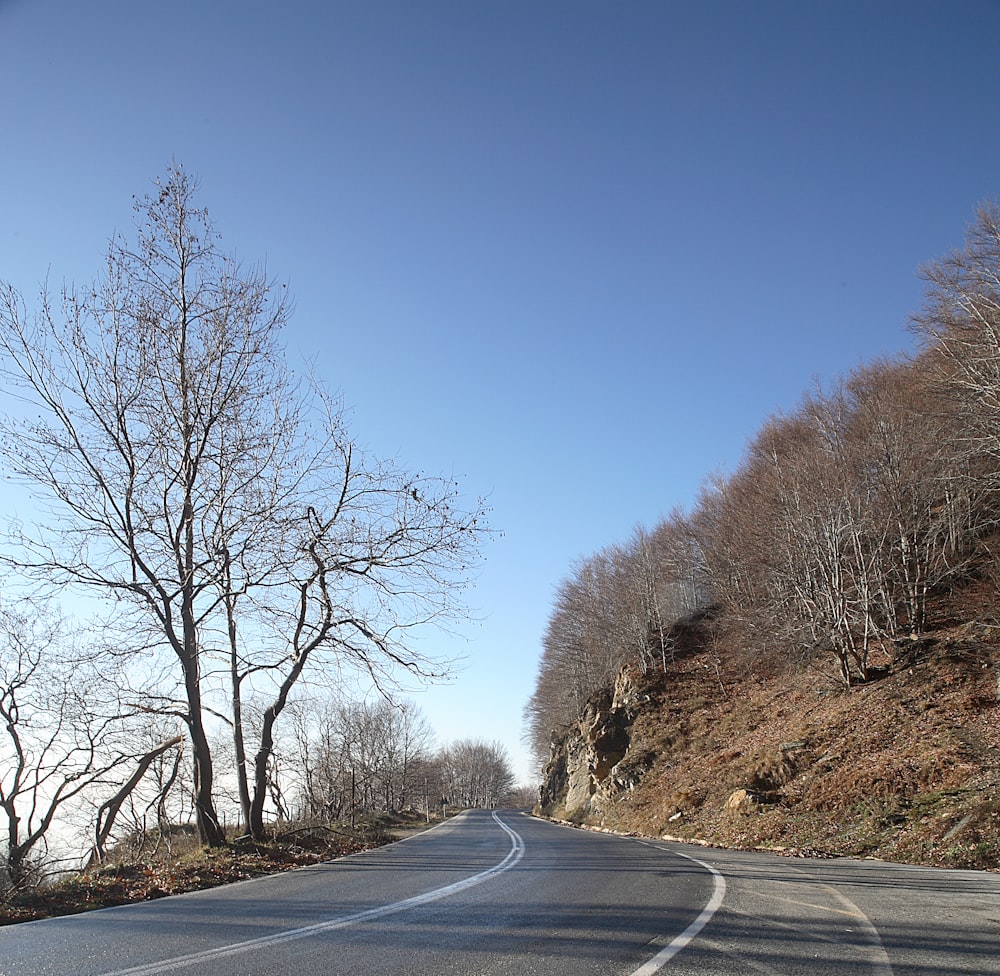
[1,810,997,975]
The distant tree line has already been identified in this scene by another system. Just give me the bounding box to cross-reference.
[294,699,516,819]
[525,202,1000,768]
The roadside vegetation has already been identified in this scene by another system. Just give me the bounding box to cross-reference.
[0,811,443,926]
[528,203,1000,869]
[0,166,517,921]
[536,598,1000,870]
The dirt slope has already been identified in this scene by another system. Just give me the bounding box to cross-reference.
[537,613,1000,870]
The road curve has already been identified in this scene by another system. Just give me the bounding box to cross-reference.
[0,810,996,975]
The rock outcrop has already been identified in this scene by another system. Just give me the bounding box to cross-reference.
[537,665,645,822]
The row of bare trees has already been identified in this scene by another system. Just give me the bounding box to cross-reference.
[523,518,709,764]
[296,699,436,818]
[1,613,518,892]
[526,202,1000,766]
[296,707,516,817]
[0,163,490,882]
[437,739,517,809]
[697,358,981,685]
[0,599,191,891]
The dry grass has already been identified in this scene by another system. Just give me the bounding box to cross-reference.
[551,610,1000,870]
[0,811,439,926]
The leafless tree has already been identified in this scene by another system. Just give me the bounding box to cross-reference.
[612,519,710,673]
[841,360,979,639]
[529,203,1000,710]
[699,358,981,685]
[706,397,894,684]
[523,554,619,764]
[697,417,816,670]
[88,731,184,866]
[0,600,136,891]
[0,165,489,845]
[524,513,711,766]
[912,202,1000,470]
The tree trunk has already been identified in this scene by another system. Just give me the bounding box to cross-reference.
[232,680,252,833]
[227,607,252,831]
[88,735,183,868]
[249,650,309,840]
[249,708,277,841]
[182,654,225,846]
[2,801,25,889]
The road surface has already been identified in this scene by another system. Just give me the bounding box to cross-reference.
[1,809,997,975]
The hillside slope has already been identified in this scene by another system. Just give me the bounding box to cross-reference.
[535,607,1000,870]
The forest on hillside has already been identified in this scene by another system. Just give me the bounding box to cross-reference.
[525,202,1000,769]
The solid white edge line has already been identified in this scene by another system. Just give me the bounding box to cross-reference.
[99,811,524,976]
[628,849,727,976]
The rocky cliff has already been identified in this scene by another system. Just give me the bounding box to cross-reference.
[537,665,645,822]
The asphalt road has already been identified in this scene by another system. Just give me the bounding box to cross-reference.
[1,810,997,975]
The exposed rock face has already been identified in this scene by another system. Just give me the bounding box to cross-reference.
[536,666,642,822]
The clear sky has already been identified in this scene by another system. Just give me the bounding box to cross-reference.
[2,1,999,784]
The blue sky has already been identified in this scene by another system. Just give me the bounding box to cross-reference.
[3,0,1000,783]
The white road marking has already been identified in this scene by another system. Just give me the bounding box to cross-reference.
[627,849,727,975]
[637,857,893,975]
[99,811,524,976]
[828,888,893,976]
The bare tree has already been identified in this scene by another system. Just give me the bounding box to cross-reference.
[912,202,1000,471]
[524,555,620,764]
[841,360,978,639]
[88,732,184,866]
[698,357,982,687]
[696,422,811,673]
[524,512,711,767]
[611,519,709,673]
[0,165,489,845]
[298,698,435,819]
[0,600,136,890]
